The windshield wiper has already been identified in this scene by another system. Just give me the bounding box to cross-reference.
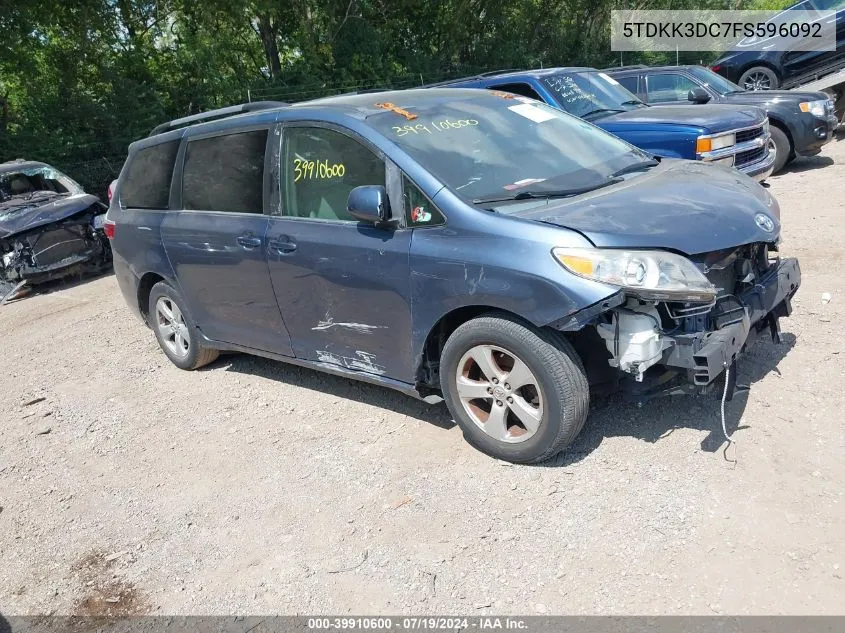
[581,108,626,119]
[610,158,660,178]
[473,177,623,205]
[620,99,646,106]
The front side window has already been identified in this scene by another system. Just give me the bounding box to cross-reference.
[182,129,268,213]
[689,66,742,95]
[121,141,179,209]
[282,127,385,222]
[646,74,699,103]
[367,91,648,209]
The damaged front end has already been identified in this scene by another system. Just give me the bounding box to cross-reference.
[0,204,112,301]
[556,241,800,402]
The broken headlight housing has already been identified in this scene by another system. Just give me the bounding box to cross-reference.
[553,247,717,302]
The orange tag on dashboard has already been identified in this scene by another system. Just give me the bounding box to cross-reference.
[489,90,516,99]
[375,102,417,120]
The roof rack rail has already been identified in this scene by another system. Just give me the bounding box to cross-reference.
[424,68,525,88]
[149,101,288,137]
[601,64,648,71]
[476,68,524,77]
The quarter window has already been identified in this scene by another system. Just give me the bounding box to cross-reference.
[403,176,444,227]
[283,127,385,222]
[121,140,179,209]
[182,129,268,213]
[646,74,699,103]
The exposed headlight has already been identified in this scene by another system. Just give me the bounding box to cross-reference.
[553,247,716,302]
[696,133,735,153]
[799,100,827,117]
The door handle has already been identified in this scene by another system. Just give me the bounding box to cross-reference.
[236,234,262,249]
[268,238,297,254]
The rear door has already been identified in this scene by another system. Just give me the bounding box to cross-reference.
[161,126,293,355]
[265,122,414,381]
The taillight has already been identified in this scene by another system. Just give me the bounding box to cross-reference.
[107,180,116,202]
[104,219,116,239]
[710,64,722,73]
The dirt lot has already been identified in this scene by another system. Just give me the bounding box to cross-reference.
[2,136,844,617]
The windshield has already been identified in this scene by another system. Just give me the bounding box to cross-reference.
[541,71,646,119]
[0,165,83,202]
[369,93,650,207]
[690,66,742,95]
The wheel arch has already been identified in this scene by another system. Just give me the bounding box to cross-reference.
[415,305,530,394]
[137,271,168,325]
[768,115,795,149]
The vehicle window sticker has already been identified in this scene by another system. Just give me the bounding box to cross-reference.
[507,103,556,123]
[403,176,444,227]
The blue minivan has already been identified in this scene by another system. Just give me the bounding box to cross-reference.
[107,89,800,463]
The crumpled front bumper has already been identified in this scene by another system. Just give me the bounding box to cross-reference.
[662,257,800,386]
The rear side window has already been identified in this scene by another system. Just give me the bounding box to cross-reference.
[616,75,639,95]
[182,129,268,213]
[488,82,544,101]
[121,140,179,209]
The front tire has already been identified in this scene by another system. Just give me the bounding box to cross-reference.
[149,281,219,370]
[739,66,779,91]
[439,313,589,464]
[769,125,792,174]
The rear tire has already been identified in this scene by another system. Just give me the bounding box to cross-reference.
[149,281,219,370]
[738,66,779,91]
[439,313,589,464]
[769,125,791,174]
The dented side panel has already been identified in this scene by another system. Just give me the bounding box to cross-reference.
[408,186,622,378]
[266,216,414,381]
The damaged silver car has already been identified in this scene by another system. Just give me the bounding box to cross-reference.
[0,160,111,303]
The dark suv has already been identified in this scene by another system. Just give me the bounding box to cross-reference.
[607,65,839,173]
[107,89,800,463]
[709,0,845,90]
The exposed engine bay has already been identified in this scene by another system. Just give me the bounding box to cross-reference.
[0,161,111,303]
[592,241,800,401]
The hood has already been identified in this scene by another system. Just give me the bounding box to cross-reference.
[598,104,766,134]
[0,193,102,239]
[724,89,830,107]
[513,160,781,255]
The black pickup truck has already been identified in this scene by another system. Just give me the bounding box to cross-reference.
[607,64,839,174]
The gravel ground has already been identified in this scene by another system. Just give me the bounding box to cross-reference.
[1,135,844,617]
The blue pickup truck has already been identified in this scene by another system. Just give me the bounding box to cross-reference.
[435,68,776,181]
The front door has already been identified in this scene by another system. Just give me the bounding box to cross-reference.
[266,123,414,382]
[161,127,293,355]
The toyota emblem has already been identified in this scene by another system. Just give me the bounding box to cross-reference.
[755,213,775,232]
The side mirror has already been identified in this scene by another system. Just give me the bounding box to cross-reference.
[347,185,391,224]
[688,87,711,104]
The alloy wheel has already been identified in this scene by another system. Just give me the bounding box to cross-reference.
[155,297,190,358]
[455,344,544,443]
[743,72,772,91]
